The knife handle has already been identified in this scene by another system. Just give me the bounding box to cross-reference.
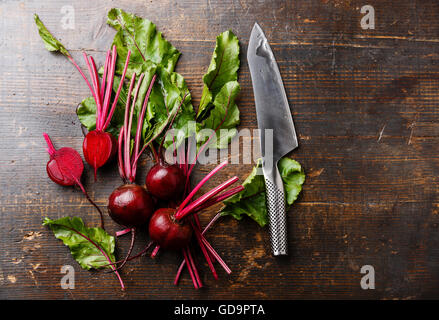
[265,169,288,256]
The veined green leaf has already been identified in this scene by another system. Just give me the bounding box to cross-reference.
[197,30,240,120]
[34,14,71,57]
[221,158,305,227]
[77,97,97,132]
[76,9,197,151]
[43,217,116,270]
[197,81,240,149]
[143,67,184,141]
[107,8,180,78]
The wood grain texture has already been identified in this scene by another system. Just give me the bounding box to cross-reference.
[1,0,439,299]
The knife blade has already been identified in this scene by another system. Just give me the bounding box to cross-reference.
[247,22,298,256]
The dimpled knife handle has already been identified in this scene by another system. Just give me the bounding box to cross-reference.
[265,178,288,256]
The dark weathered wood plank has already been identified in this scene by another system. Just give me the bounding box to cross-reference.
[2,0,439,299]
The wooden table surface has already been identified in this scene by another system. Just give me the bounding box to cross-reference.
[2,0,439,300]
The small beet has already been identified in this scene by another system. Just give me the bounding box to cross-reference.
[83,130,116,180]
[108,184,154,228]
[103,72,157,272]
[46,146,84,186]
[73,46,131,179]
[146,163,185,200]
[149,208,193,250]
[43,133,105,228]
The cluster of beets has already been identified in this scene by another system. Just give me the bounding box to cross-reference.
[43,46,243,289]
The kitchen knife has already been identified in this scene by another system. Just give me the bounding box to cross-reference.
[247,23,298,256]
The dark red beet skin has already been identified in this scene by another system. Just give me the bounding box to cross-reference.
[108,184,154,228]
[83,130,116,178]
[146,163,185,200]
[149,208,193,250]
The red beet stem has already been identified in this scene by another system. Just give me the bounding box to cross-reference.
[133,91,187,168]
[107,228,135,273]
[69,47,129,133]
[90,57,103,129]
[158,92,189,158]
[174,212,223,285]
[102,50,131,131]
[190,219,218,280]
[67,56,95,102]
[174,259,186,285]
[123,73,144,181]
[176,161,228,215]
[43,133,56,156]
[182,248,198,289]
[203,212,222,234]
[75,177,105,229]
[131,74,157,179]
[117,126,126,180]
[100,240,154,267]
[115,228,131,237]
[151,245,160,258]
[201,235,231,274]
[88,55,103,124]
[101,46,117,129]
[100,49,111,101]
[83,53,103,129]
[178,142,186,173]
[191,185,244,214]
[187,246,203,288]
[193,210,212,262]
[126,240,153,261]
[150,144,160,164]
[185,137,193,175]
[175,176,238,220]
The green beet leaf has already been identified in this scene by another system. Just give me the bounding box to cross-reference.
[78,9,196,150]
[221,158,305,227]
[107,8,180,78]
[142,66,194,145]
[197,81,240,148]
[43,217,116,270]
[34,14,71,57]
[197,30,240,121]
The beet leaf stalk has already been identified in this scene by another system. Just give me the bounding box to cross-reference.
[117,73,156,183]
[81,47,131,180]
[43,217,124,290]
[34,15,131,179]
[106,73,157,274]
[148,160,243,288]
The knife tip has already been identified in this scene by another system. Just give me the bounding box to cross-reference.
[252,22,262,32]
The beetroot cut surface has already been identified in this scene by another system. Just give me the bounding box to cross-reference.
[43,133,105,228]
[83,130,115,180]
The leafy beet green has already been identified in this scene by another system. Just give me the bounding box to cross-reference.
[77,9,195,152]
[34,14,70,57]
[197,80,241,148]
[43,216,125,289]
[197,30,240,121]
[221,158,306,227]
[43,216,116,270]
[78,11,241,153]
[107,8,180,76]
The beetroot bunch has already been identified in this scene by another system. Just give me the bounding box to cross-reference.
[80,46,131,180]
[43,67,242,288]
[101,72,243,288]
[148,161,243,288]
[37,10,244,290]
